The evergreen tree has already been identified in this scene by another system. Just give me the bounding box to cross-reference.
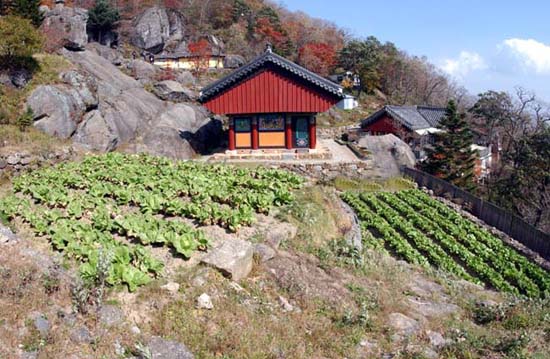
[87,0,120,44]
[12,0,43,27]
[422,100,478,190]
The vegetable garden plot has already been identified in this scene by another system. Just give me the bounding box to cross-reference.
[0,153,303,291]
[342,190,550,298]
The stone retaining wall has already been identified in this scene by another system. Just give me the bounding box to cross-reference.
[0,147,75,176]
[317,125,361,139]
[275,161,377,181]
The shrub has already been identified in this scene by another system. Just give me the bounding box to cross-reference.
[0,15,43,63]
[16,107,34,132]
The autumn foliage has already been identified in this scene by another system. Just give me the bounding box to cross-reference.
[298,43,337,76]
[188,39,212,74]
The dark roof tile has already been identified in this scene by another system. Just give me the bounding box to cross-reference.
[362,105,447,131]
[199,50,344,102]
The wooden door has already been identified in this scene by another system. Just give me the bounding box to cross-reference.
[292,117,310,148]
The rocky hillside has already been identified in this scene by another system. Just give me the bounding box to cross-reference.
[1,2,224,160]
[28,45,221,157]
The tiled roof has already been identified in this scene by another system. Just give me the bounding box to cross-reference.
[199,49,345,102]
[417,106,447,127]
[362,105,447,131]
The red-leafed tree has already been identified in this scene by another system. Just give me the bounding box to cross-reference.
[188,38,212,75]
[298,42,337,76]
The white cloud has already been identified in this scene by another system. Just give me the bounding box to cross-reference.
[441,51,487,78]
[502,38,550,74]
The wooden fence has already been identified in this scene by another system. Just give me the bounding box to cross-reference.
[402,167,550,260]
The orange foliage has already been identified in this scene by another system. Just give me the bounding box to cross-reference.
[188,39,212,73]
[298,42,337,76]
[254,17,289,55]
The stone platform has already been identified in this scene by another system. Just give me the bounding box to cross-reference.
[208,144,332,161]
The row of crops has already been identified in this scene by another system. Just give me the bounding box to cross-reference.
[342,189,550,298]
[0,153,303,291]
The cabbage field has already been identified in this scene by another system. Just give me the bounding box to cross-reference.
[0,153,303,291]
[342,190,550,298]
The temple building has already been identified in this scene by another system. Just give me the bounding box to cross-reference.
[199,46,345,151]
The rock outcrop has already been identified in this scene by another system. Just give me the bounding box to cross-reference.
[201,239,254,281]
[41,4,88,51]
[223,54,246,69]
[131,7,185,53]
[153,80,196,102]
[147,337,194,359]
[86,43,123,66]
[357,134,416,177]
[27,46,220,158]
[27,70,98,139]
[127,59,159,83]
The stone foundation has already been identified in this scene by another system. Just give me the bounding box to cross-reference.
[209,146,332,161]
[274,161,377,181]
[0,147,75,176]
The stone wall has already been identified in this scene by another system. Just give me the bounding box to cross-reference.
[317,125,361,140]
[0,147,75,176]
[275,161,378,181]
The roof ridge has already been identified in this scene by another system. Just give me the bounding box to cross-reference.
[417,105,446,110]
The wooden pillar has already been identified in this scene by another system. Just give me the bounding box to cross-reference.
[228,118,236,150]
[285,116,293,149]
[251,117,259,150]
[309,116,316,149]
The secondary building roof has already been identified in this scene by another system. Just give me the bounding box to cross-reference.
[199,47,345,103]
[361,105,447,131]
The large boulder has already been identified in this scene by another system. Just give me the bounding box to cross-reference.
[138,103,209,159]
[9,68,33,88]
[176,70,195,87]
[132,7,170,53]
[201,239,254,281]
[27,70,98,139]
[86,43,123,66]
[388,313,420,336]
[131,7,184,53]
[167,10,185,45]
[41,4,88,51]
[29,48,218,158]
[72,110,118,152]
[59,70,99,110]
[153,80,196,102]
[357,134,416,177]
[147,336,194,359]
[223,54,246,69]
[127,59,158,82]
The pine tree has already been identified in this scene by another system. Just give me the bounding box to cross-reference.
[87,0,120,44]
[422,100,478,190]
[12,0,43,27]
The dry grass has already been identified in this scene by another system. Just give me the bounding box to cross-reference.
[332,176,416,193]
[0,241,141,358]
[0,54,72,124]
[146,266,370,358]
[0,125,66,155]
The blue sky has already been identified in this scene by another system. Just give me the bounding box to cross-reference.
[283,0,550,101]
